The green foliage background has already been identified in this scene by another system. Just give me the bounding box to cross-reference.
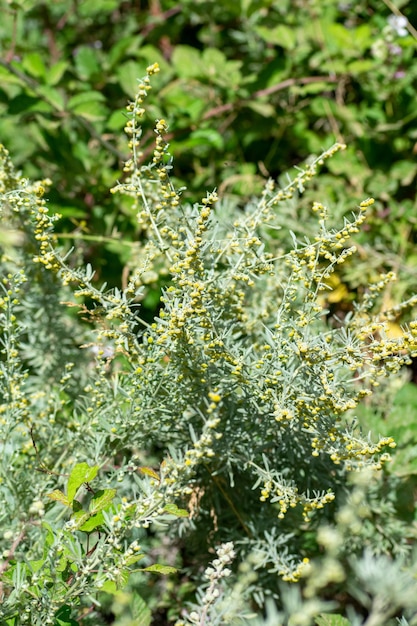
[1,0,416,299]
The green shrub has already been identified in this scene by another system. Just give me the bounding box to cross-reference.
[1,1,417,316]
[1,64,416,625]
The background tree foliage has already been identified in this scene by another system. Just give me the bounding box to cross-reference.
[1,0,416,302]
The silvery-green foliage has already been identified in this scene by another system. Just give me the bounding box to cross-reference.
[0,64,416,624]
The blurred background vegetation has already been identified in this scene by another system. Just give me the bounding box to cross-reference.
[1,0,416,306]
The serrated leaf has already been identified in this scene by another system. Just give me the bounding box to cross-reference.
[163,503,189,518]
[78,511,104,532]
[47,489,71,507]
[131,593,152,626]
[125,553,146,567]
[89,488,117,514]
[72,508,91,529]
[143,563,177,574]
[67,463,99,503]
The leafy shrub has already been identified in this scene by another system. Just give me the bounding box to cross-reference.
[1,1,417,317]
[1,64,417,626]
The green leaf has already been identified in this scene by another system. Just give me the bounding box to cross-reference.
[55,605,79,626]
[171,46,202,79]
[77,511,104,532]
[138,466,160,481]
[28,557,46,574]
[46,60,69,86]
[67,462,99,503]
[37,86,65,112]
[163,503,189,518]
[347,60,375,75]
[142,563,177,575]
[131,593,152,626]
[41,522,55,547]
[67,92,108,121]
[74,46,100,81]
[255,25,296,49]
[71,507,91,529]
[68,92,106,108]
[89,488,117,514]
[316,614,351,626]
[106,109,127,131]
[108,35,143,67]
[117,60,147,97]
[125,553,146,567]
[78,0,119,17]
[21,52,46,79]
[47,489,71,507]
[101,580,118,594]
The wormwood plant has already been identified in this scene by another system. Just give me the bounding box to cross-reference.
[1,63,417,624]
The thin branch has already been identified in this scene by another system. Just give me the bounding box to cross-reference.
[203,75,341,120]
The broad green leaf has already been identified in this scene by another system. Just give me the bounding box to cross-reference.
[78,0,119,17]
[55,605,79,626]
[67,462,99,503]
[131,593,152,626]
[47,60,69,86]
[245,100,276,117]
[56,554,69,573]
[77,511,104,532]
[117,60,147,97]
[106,109,127,131]
[201,48,227,73]
[162,82,206,121]
[163,503,189,518]
[143,563,177,574]
[47,489,71,507]
[171,46,202,79]
[316,614,351,626]
[68,92,108,121]
[0,64,26,85]
[37,85,65,111]
[71,508,92,529]
[67,91,106,108]
[21,52,46,79]
[89,488,117,514]
[8,94,52,115]
[74,46,100,80]
[101,580,118,594]
[347,60,375,75]
[255,25,296,49]
[125,553,146,567]
[108,35,143,67]
[28,557,45,574]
